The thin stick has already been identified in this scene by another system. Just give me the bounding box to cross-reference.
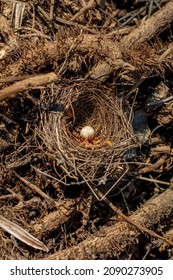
[37,6,97,34]
[14,172,53,201]
[137,175,170,186]
[55,16,97,34]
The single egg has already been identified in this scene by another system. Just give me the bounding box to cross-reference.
[80,126,95,139]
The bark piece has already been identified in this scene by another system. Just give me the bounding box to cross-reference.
[33,199,77,238]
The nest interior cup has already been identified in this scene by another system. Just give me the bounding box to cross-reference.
[40,80,135,186]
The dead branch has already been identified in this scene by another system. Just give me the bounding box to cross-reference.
[138,156,166,174]
[89,1,173,81]
[0,72,57,101]
[120,1,173,49]
[0,74,35,84]
[44,188,173,259]
[151,145,173,155]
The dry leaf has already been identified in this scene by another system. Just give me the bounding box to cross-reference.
[0,215,49,252]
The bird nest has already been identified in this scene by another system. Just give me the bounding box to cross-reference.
[40,80,136,188]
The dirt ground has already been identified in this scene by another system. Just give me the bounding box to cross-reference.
[0,0,173,260]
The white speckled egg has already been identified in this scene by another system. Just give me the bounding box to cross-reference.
[80,126,95,139]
